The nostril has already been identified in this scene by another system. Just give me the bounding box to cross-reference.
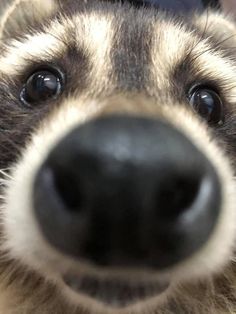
[155,175,201,220]
[48,166,85,213]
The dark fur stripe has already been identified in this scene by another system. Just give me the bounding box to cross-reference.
[112,12,153,91]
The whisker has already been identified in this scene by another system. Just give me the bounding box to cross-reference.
[0,169,13,180]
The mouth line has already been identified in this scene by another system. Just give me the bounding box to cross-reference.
[63,273,169,307]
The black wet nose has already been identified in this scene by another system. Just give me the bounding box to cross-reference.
[34,115,221,269]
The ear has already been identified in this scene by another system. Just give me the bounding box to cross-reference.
[0,0,58,39]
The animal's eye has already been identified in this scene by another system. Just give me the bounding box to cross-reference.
[20,69,63,106]
[188,86,224,125]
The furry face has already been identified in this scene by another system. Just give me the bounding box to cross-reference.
[0,1,236,313]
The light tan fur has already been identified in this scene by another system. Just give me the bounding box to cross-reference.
[0,0,58,38]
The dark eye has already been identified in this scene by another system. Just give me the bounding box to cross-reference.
[188,86,224,125]
[20,69,63,106]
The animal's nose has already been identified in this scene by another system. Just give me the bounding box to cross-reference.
[33,115,221,269]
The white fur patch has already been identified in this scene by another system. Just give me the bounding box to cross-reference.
[71,13,115,94]
[151,20,195,89]
[0,32,66,75]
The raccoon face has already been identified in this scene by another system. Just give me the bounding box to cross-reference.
[0,0,236,313]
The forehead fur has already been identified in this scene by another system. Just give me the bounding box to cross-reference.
[1,3,236,102]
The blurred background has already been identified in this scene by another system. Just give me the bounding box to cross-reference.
[0,0,236,14]
[222,0,236,12]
